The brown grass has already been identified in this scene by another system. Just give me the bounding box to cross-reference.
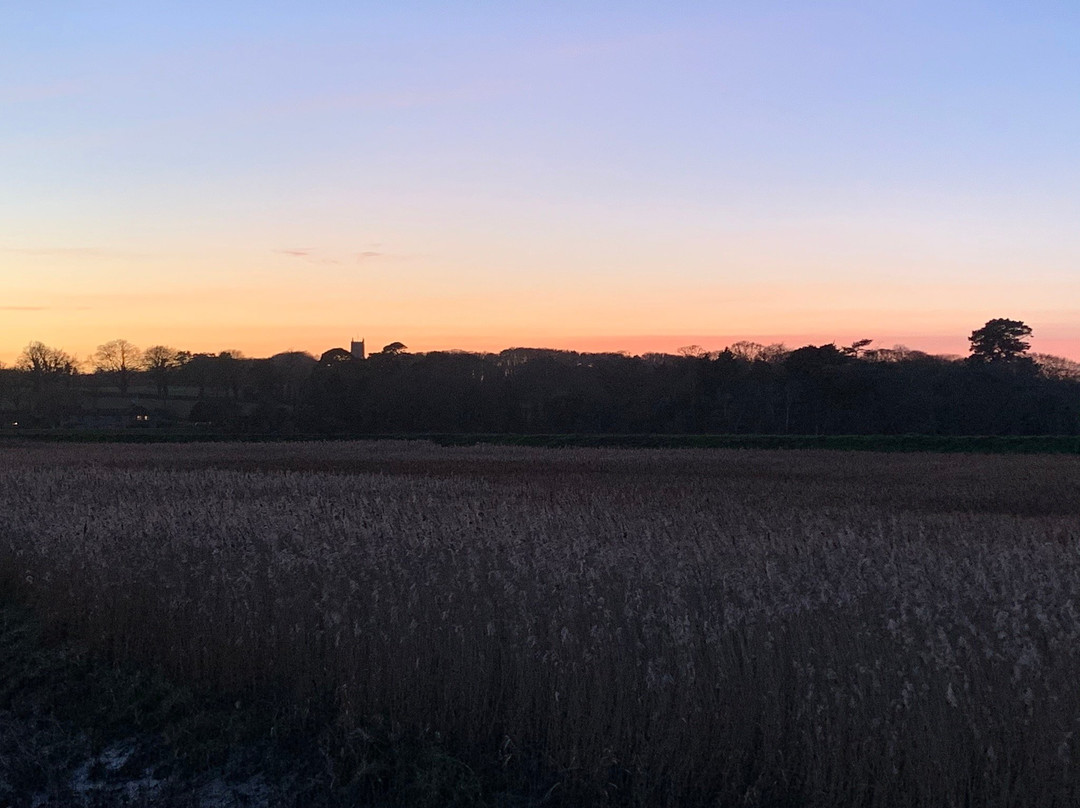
[2,440,1079,806]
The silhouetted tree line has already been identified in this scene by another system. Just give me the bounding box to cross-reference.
[2,319,1079,435]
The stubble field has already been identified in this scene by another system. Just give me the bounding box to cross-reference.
[1,440,1079,806]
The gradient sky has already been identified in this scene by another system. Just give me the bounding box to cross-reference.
[2,1,1079,364]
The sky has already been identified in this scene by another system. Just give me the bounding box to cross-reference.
[2,1,1079,364]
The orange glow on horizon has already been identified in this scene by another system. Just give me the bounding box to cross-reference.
[3,253,1078,365]
[2,328,1077,367]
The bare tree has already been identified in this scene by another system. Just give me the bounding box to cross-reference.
[94,339,142,395]
[728,341,765,362]
[142,345,182,400]
[677,345,709,359]
[1033,353,1080,381]
[18,341,78,373]
[758,343,790,363]
[18,342,79,389]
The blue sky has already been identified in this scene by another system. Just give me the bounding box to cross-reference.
[2,1,1079,360]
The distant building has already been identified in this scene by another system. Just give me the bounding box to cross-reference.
[68,404,160,430]
[350,339,366,360]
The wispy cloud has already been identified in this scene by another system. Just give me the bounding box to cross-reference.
[277,246,395,265]
[274,247,342,265]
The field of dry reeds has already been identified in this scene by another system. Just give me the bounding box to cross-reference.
[2,440,1079,806]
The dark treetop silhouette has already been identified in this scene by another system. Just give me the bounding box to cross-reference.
[969,318,1034,363]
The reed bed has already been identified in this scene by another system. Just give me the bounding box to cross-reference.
[1,440,1079,806]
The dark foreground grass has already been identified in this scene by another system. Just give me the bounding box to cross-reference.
[0,598,543,807]
[0,596,322,806]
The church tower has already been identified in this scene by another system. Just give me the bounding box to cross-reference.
[350,338,366,360]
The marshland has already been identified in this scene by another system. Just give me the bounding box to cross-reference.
[2,440,1079,806]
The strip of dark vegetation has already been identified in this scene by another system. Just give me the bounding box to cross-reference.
[6,329,1080,440]
[4,429,1080,454]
